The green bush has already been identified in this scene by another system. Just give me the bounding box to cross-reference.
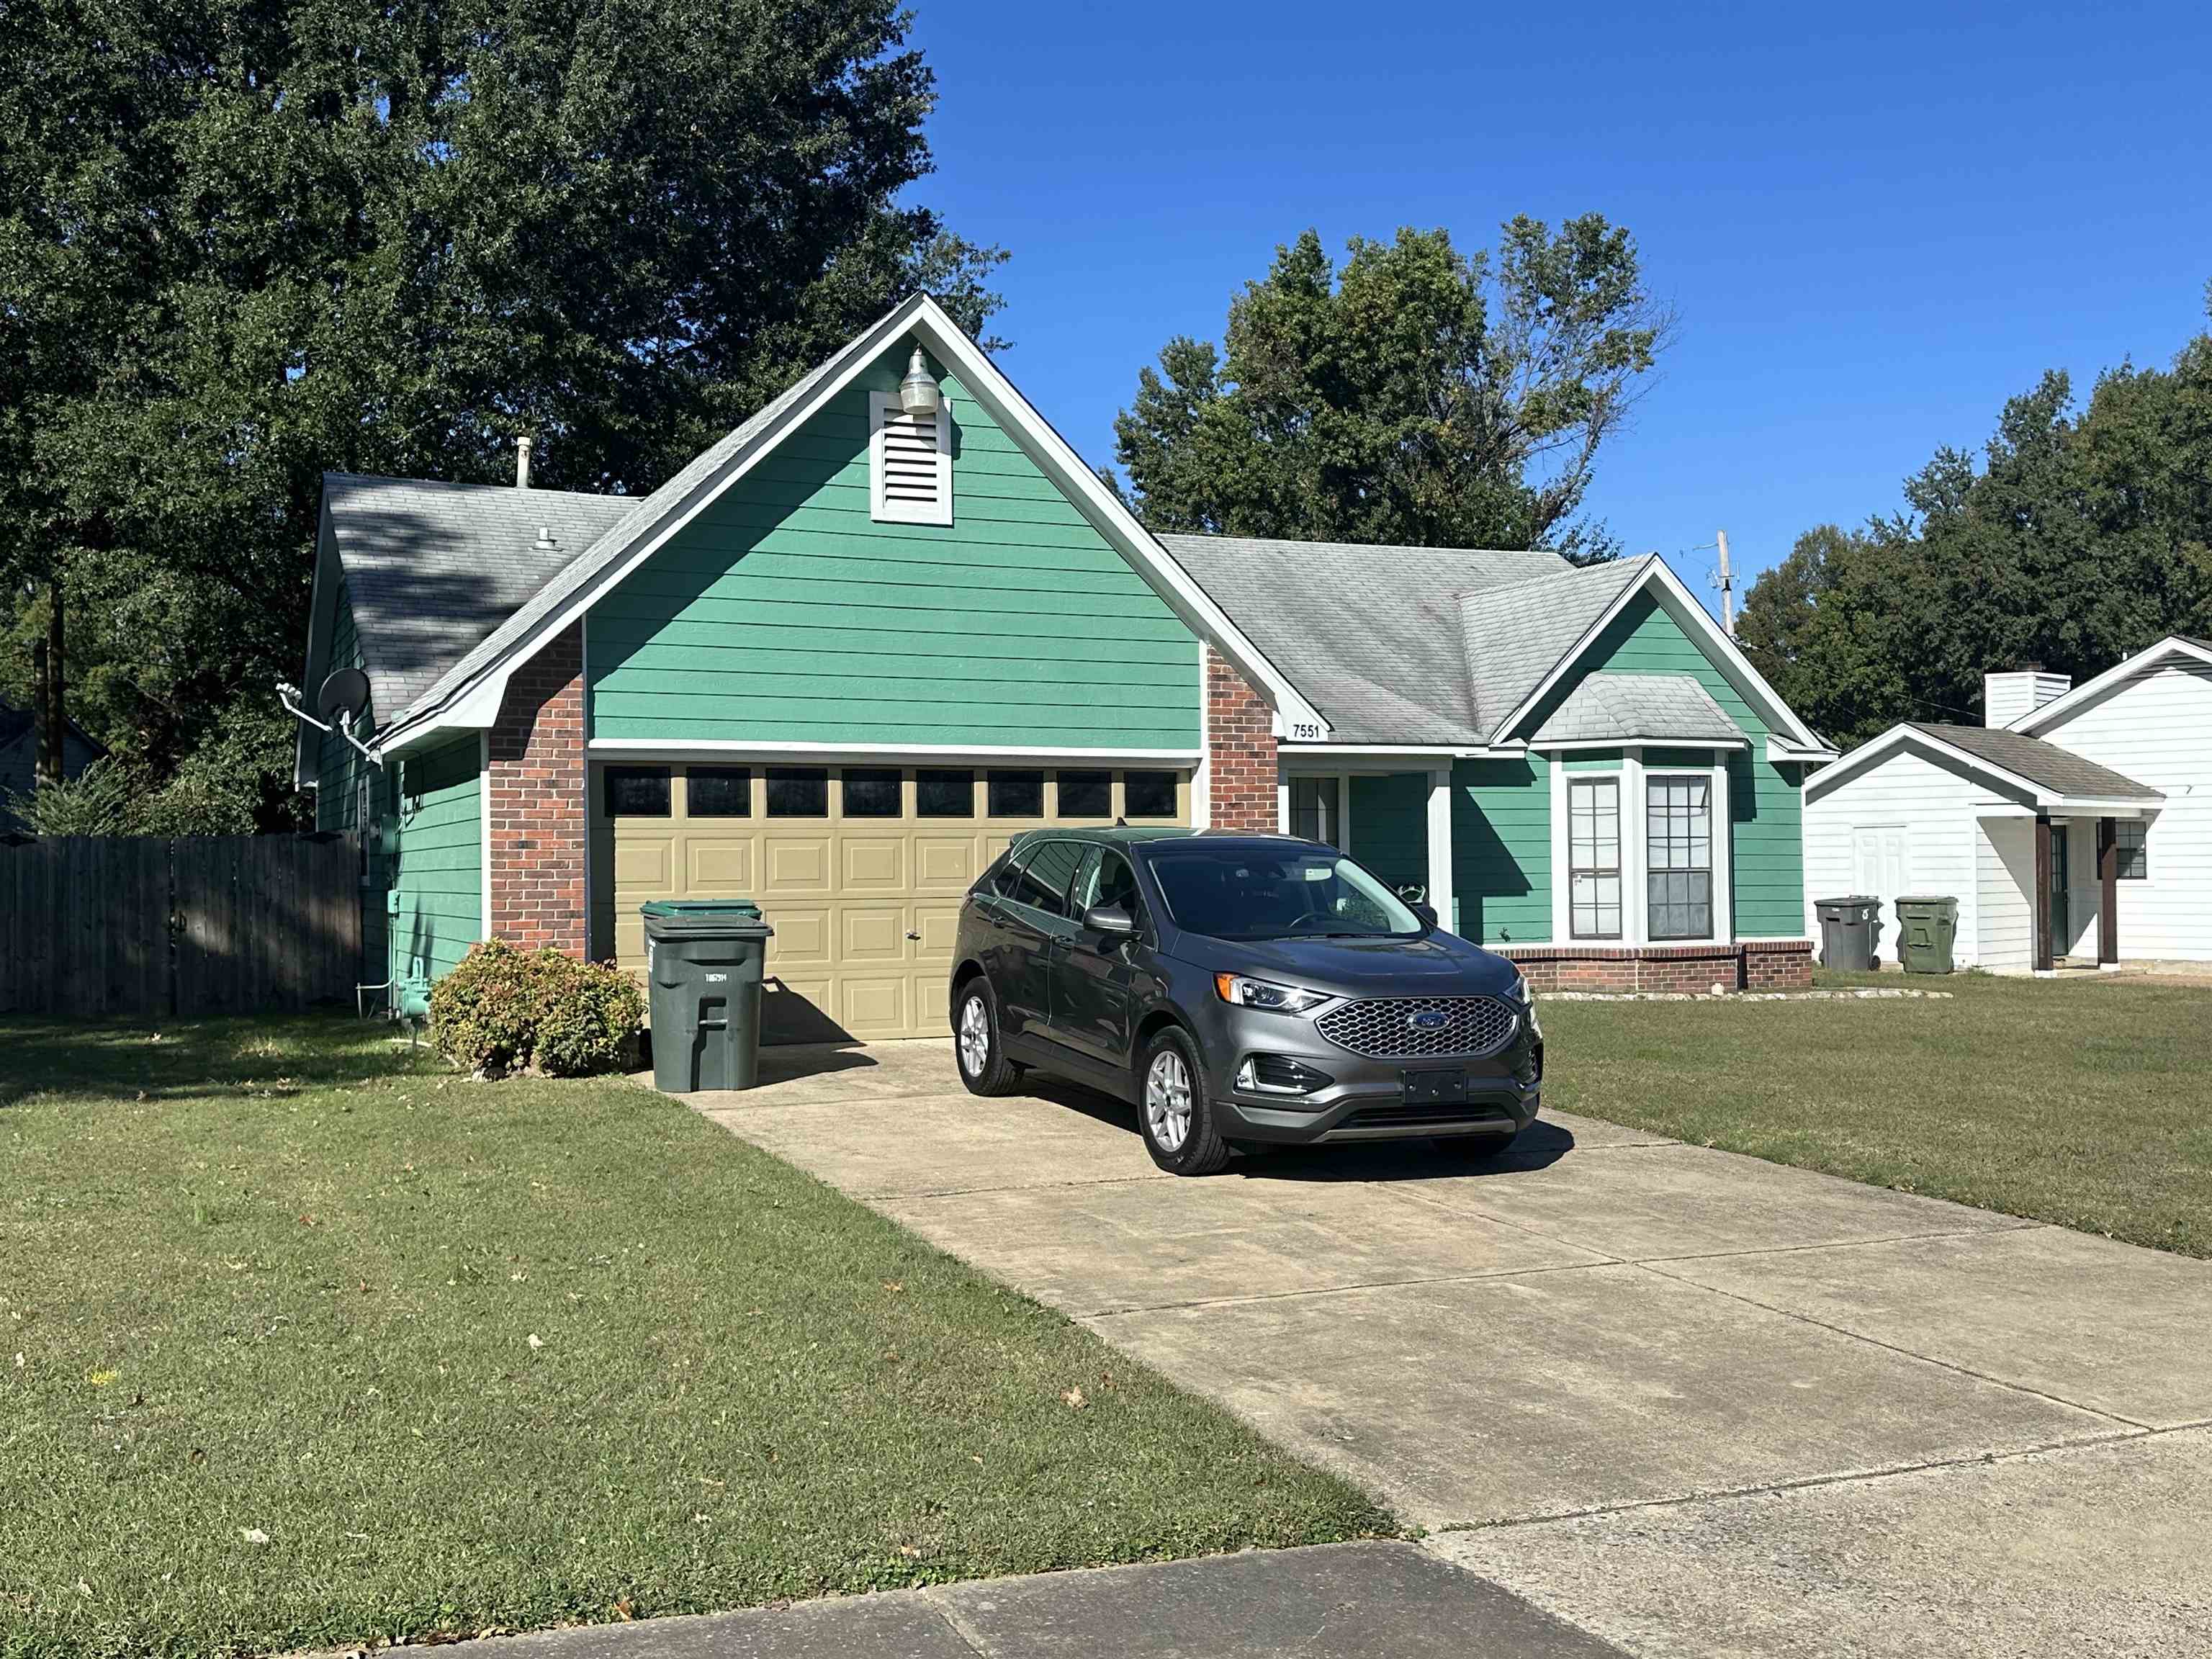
[428,940,642,1078]
[534,958,644,1077]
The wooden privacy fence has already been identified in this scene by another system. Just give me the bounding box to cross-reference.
[0,835,362,1018]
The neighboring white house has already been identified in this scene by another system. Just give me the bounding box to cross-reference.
[1802,657,2178,972]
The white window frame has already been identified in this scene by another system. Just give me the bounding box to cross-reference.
[2114,816,2149,881]
[868,390,953,526]
[1644,770,1717,943]
[1549,750,1732,945]
[1560,773,1625,940]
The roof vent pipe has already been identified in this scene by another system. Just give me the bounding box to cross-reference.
[516,434,534,489]
[534,525,558,552]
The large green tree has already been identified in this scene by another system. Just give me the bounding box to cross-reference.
[0,0,1002,830]
[1740,307,2212,750]
[1109,220,1669,561]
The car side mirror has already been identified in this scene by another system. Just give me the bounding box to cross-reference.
[1082,903,1137,939]
[1411,902,1438,927]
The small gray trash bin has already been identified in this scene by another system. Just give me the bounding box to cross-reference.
[1814,894,1881,972]
[642,900,775,1092]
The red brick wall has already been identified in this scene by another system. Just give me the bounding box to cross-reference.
[487,624,587,956]
[1206,647,1277,832]
[1498,940,1811,993]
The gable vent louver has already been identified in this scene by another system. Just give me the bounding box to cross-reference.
[869,391,953,525]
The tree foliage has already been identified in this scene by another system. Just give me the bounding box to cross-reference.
[0,0,1002,830]
[1740,305,2212,749]
[1109,220,1669,561]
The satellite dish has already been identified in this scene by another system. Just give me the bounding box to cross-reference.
[316,667,372,727]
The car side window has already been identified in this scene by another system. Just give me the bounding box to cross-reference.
[1076,848,1143,928]
[1066,846,1102,916]
[1009,840,1084,917]
[986,845,1033,900]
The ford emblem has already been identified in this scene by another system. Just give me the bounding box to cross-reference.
[1408,1010,1451,1031]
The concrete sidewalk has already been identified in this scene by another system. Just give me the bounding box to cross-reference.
[419,1542,1621,1659]
[688,1040,2212,1658]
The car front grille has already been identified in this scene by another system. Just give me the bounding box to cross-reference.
[1315,995,1519,1061]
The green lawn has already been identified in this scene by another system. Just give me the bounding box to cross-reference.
[0,1017,1387,1659]
[1542,969,2212,1257]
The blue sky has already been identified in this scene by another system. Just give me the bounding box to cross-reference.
[902,1,2212,609]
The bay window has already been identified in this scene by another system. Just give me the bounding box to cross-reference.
[1646,775,1714,940]
[1568,778,1622,939]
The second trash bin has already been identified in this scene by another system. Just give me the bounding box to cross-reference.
[1894,895,1959,974]
[642,900,775,1092]
[1815,895,1881,971]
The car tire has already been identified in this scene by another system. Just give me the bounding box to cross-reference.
[1137,1026,1231,1176]
[953,979,1021,1097]
[1431,1128,1519,1160]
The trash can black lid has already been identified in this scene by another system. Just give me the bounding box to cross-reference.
[1813,895,1879,907]
[641,899,762,919]
[639,899,773,939]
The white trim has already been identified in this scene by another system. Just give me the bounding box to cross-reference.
[1802,723,2163,812]
[1549,760,1571,943]
[1555,764,1625,943]
[587,739,1200,766]
[2010,635,2212,735]
[1532,734,1748,753]
[1619,750,1646,944]
[1275,774,1290,834]
[1767,735,1840,763]
[370,294,1328,756]
[867,389,953,526]
[1426,768,1456,931]
[478,731,493,940]
[1494,557,1828,753]
[1192,648,1212,830]
[1276,743,1505,757]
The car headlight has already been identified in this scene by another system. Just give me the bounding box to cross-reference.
[1506,974,1533,1005]
[1214,973,1331,1015]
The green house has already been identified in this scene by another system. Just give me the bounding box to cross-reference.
[294,293,1833,1035]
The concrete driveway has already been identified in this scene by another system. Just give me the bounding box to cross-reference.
[690,1040,2212,1658]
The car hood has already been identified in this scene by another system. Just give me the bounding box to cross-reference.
[1168,929,1522,997]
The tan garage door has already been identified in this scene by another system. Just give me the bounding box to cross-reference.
[593,764,1188,1041]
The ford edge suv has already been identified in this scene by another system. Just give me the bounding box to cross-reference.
[948,827,1542,1174]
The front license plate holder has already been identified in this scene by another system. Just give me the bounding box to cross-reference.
[1401,1067,1467,1105]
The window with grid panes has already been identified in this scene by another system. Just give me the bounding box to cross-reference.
[1568,778,1622,939]
[1645,775,1713,940]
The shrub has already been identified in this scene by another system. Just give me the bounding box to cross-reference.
[535,958,644,1077]
[428,940,642,1078]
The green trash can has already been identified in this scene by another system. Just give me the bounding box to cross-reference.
[1814,895,1881,972]
[641,900,775,1092]
[1894,895,1959,975]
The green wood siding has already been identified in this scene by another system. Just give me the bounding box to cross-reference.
[1348,773,1429,896]
[388,735,480,982]
[588,347,1200,747]
[1452,756,1551,943]
[1519,592,1806,938]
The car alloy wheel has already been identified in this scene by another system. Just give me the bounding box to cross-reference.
[958,992,991,1078]
[1145,1048,1192,1152]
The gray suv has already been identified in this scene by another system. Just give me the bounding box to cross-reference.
[948,828,1542,1174]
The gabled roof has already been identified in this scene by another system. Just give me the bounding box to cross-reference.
[1531,672,1747,749]
[2009,634,2212,737]
[1457,558,1650,735]
[359,293,1324,754]
[1156,534,1569,745]
[321,475,632,721]
[1807,720,2160,808]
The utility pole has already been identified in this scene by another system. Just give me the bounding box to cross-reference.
[1715,529,1735,638]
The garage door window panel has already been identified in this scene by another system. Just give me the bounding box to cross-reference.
[605,766,670,817]
[917,769,976,818]
[686,767,750,817]
[766,768,829,817]
[989,770,1045,818]
[1056,770,1111,819]
[1125,770,1178,819]
[842,768,902,818]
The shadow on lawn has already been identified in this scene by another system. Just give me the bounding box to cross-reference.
[0,1009,432,1107]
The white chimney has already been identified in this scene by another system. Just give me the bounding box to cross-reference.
[1984,667,2070,728]
[516,434,534,489]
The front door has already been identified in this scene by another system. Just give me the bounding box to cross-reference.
[2049,822,2070,956]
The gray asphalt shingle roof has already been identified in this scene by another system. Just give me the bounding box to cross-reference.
[323,475,634,722]
[1156,534,1601,745]
[1455,557,1651,736]
[1906,723,2160,800]
[1532,672,1746,747]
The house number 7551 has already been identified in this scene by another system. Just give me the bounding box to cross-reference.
[1289,721,1321,739]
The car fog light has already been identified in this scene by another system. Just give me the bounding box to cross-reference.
[1236,1054,1333,1095]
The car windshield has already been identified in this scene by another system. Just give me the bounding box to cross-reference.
[1143,845,1424,941]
